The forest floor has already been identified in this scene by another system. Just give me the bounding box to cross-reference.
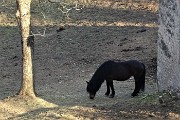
[0,0,180,119]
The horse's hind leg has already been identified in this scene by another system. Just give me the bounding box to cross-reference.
[109,80,115,98]
[140,68,146,92]
[131,78,141,97]
[105,80,110,96]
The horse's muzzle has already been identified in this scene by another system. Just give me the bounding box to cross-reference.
[90,94,95,99]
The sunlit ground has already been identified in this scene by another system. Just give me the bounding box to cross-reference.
[0,94,179,120]
[0,0,158,27]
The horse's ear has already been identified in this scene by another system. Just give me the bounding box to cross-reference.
[86,81,89,84]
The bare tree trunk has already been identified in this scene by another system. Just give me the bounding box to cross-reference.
[16,0,36,98]
[158,0,180,93]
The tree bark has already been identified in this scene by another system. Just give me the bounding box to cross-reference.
[16,0,36,98]
[157,0,180,93]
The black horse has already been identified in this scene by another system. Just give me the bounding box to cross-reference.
[86,60,146,99]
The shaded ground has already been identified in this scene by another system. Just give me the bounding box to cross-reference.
[0,0,180,119]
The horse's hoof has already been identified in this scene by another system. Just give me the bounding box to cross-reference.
[109,94,115,98]
[105,93,110,96]
[131,93,138,97]
[131,94,138,97]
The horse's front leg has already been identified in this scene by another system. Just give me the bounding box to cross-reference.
[109,80,115,98]
[105,80,110,96]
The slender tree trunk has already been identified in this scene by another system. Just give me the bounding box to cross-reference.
[16,0,36,98]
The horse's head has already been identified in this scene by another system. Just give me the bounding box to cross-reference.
[86,81,96,99]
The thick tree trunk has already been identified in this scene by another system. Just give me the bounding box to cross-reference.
[16,0,36,98]
[157,0,180,93]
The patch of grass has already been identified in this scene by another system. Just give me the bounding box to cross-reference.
[121,92,162,107]
[137,92,161,104]
[131,91,179,106]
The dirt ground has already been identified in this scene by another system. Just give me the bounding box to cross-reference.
[0,0,180,119]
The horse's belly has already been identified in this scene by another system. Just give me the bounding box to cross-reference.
[116,77,131,81]
[111,75,131,81]
[106,71,132,81]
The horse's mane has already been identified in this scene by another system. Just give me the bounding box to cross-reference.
[89,61,114,91]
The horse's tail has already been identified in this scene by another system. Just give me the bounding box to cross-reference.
[140,63,146,91]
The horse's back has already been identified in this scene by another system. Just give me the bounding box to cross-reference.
[101,60,144,71]
[124,60,144,68]
[97,60,145,80]
[106,60,144,69]
[111,60,145,78]
[123,60,145,78]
